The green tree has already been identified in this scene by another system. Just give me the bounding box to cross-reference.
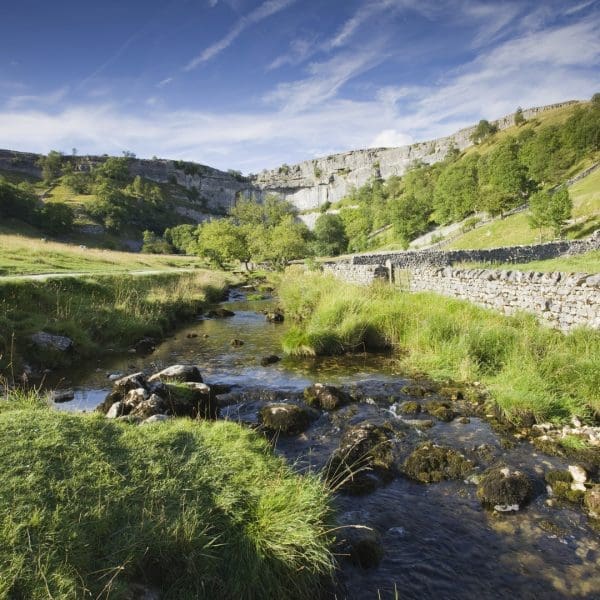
[197,219,250,269]
[433,154,479,223]
[514,107,526,126]
[470,119,498,144]
[164,224,199,254]
[141,230,173,254]
[313,213,347,256]
[263,215,310,268]
[39,203,74,234]
[37,150,63,183]
[528,188,572,239]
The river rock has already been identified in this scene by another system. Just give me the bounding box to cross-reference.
[106,401,125,419]
[398,401,421,415]
[129,393,168,419]
[259,403,316,435]
[403,443,473,483]
[260,355,281,366]
[584,485,600,518]
[477,466,533,512]
[207,308,235,318]
[336,525,384,568]
[134,337,156,355]
[141,414,172,425]
[304,383,351,410]
[164,382,217,419]
[230,339,244,347]
[328,423,396,493]
[49,389,75,403]
[544,469,583,503]
[30,331,73,352]
[424,401,456,422]
[148,365,203,384]
[568,465,588,491]
[265,310,284,323]
[96,372,148,413]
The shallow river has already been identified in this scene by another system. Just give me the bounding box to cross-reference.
[50,291,600,600]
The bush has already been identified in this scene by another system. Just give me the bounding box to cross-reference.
[0,404,333,599]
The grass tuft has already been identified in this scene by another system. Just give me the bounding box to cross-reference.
[0,399,334,599]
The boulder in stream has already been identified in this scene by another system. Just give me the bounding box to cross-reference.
[477,466,534,512]
[164,382,217,419]
[328,422,396,494]
[424,401,456,422]
[148,364,203,384]
[207,308,235,318]
[30,331,74,353]
[304,383,351,411]
[336,525,384,569]
[265,310,284,323]
[403,443,473,483]
[259,403,316,435]
[260,355,281,366]
[584,484,600,519]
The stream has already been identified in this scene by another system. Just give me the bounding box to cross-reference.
[49,290,600,599]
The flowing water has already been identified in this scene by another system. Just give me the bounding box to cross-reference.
[49,291,600,600]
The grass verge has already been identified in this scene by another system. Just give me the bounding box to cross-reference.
[0,234,205,276]
[0,392,333,599]
[0,270,231,373]
[279,269,600,423]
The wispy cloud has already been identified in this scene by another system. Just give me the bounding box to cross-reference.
[265,44,387,112]
[5,87,69,110]
[157,77,173,87]
[564,0,597,15]
[184,0,296,70]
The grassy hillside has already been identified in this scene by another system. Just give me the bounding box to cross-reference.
[447,166,600,250]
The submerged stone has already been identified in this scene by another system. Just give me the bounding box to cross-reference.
[259,403,316,435]
[403,443,473,483]
[477,466,533,512]
[260,355,281,366]
[336,525,384,569]
[207,308,235,318]
[304,383,351,410]
[328,422,396,494]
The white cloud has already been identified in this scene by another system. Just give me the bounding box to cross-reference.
[184,0,296,70]
[157,77,173,87]
[370,129,413,148]
[5,87,69,110]
[265,44,387,112]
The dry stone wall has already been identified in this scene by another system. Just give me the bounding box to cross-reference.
[408,267,600,330]
[322,232,600,330]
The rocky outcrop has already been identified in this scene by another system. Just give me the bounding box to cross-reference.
[252,101,579,211]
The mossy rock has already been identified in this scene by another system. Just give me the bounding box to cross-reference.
[304,383,351,411]
[438,386,464,401]
[425,401,456,422]
[398,401,421,415]
[477,466,533,511]
[207,308,235,318]
[148,364,203,384]
[96,372,148,414]
[328,422,396,494]
[164,382,217,419]
[259,403,316,435]
[550,481,585,503]
[403,443,473,483]
[584,485,600,519]
[401,385,429,398]
[545,469,572,486]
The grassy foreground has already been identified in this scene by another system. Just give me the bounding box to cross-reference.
[0,394,333,599]
[279,270,600,423]
[0,234,205,276]
[0,270,230,373]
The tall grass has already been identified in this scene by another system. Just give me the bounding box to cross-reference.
[279,269,600,423]
[0,396,334,599]
[0,271,230,373]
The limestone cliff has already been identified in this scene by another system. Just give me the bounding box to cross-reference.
[251,101,579,211]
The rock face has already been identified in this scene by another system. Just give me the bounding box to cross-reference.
[251,101,579,212]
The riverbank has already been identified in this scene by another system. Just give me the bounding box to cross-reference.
[0,270,233,375]
[0,389,334,599]
[278,269,600,424]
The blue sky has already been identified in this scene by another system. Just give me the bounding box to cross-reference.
[0,0,599,172]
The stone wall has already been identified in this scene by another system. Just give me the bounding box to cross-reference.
[407,267,600,330]
[352,230,600,267]
[321,263,389,286]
